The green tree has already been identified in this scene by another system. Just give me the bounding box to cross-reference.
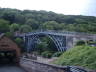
[36,42,48,54]
[10,23,19,32]
[36,37,58,54]
[0,19,10,33]
[15,38,23,45]
[19,25,32,33]
[42,21,60,30]
[14,38,24,52]
[5,32,13,38]
[25,19,39,30]
[0,8,96,33]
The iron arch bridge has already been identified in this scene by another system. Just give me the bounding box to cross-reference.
[16,30,96,52]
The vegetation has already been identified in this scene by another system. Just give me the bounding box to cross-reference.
[41,51,53,58]
[10,23,19,32]
[19,25,32,33]
[53,45,96,70]
[0,8,96,34]
[14,38,24,52]
[0,19,10,33]
[52,52,63,57]
[35,37,57,56]
[0,8,96,59]
[5,32,13,38]
[36,42,48,54]
[0,8,96,69]
[76,40,86,46]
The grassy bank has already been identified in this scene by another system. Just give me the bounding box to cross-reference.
[53,45,96,70]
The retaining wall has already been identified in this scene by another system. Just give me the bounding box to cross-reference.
[20,58,92,72]
[20,58,68,72]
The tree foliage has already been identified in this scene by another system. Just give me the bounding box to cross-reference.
[0,8,96,33]
[25,19,39,30]
[42,21,60,30]
[0,8,96,54]
[19,25,32,33]
[10,23,19,32]
[36,36,58,54]
[76,40,86,46]
[14,38,24,52]
[0,19,10,33]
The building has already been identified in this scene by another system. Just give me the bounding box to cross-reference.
[0,33,20,65]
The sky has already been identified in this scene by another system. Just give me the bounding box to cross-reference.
[0,0,96,16]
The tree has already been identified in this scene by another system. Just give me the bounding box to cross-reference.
[76,40,86,46]
[42,21,60,30]
[0,8,96,33]
[65,24,75,31]
[19,25,32,33]
[2,12,15,24]
[36,42,48,54]
[25,19,39,30]
[0,19,10,33]
[14,38,24,52]
[5,32,13,38]
[10,23,19,32]
[15,38,23,45]
[47,37,58,52]
[36,37,58,53]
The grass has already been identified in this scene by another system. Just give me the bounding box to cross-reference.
[53,45,96,70]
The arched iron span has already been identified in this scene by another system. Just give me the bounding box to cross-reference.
[16,30,96,52]
[25,34,67,52]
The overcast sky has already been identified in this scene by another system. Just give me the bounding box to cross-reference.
[0,0,96,16]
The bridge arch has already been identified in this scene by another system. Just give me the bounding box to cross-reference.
[25,33,67,52]
[16,30,96,52]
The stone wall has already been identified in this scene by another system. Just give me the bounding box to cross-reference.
[20,58,91,72]
[20,58,68,72]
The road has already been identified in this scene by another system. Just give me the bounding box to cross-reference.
[0,66,26,72]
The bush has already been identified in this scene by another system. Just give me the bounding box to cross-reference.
[5,32,13,38]
[52,52,63,57]
[41,51,53,58]
[14,38,25,52]
[53,46,96,70]
[15,38,23,45]
[76,40,85,46]
[88,40,96,45]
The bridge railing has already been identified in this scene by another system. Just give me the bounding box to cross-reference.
[16,30,96,37]
[26,30,94,36]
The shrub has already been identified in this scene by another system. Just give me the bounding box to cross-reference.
[52,52,63,57]
[5,32,13,38]
[15,38,23,45]
[53,46,96,70]
[76,40,85,46]
[41,51,53,58]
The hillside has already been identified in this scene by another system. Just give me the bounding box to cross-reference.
[0,8,96,33]
[0,8,96,53]
[53,46,96,70]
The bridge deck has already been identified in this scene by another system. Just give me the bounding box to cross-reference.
[16,30,96,38]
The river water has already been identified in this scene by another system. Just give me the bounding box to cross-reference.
[0,66,26,72]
